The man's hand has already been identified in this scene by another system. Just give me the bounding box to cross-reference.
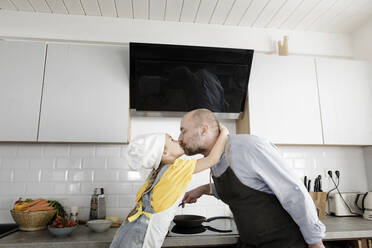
[180,185,209,208]
[309,241,325,248]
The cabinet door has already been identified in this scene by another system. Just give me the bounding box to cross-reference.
[0,41,45,141]
[316,58,372,145]
[247,54,323,144]
[38,43,129,143]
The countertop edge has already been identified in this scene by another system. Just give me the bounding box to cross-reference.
[162,235,239,247]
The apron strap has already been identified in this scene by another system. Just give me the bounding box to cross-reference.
[128,164,171,222]
[209,141,230,194]
[127,201,152,222]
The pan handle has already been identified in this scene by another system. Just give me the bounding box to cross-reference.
[205,216,233,222]
[205,226,232,233]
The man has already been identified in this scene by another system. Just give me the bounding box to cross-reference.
[178,109,325,248]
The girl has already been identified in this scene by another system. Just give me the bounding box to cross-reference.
[110,124,228,248]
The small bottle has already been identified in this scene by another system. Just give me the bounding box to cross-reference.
[89,188,99,220]
[70,206,79,223]
[97,188,106,219]
[89,188,106,220]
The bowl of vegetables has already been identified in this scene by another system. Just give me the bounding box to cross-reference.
[10,198,66,231]
[48,216,78,237]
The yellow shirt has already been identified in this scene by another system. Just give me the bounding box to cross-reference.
[135,158,196,213]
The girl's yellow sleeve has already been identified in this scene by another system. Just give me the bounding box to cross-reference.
[151,158,196,212]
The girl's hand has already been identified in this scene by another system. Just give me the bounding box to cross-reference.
[219,123,229,135]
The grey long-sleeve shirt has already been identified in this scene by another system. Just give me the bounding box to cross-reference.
[210,134,325,245]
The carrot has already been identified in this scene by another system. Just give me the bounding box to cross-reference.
[25,206,53,212]
[23,200,49,212]
[24,204,53,212]
[21,199,46,210]
[25,203,49,211]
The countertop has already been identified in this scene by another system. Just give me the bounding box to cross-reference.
[322,215,372,240]
[1,216,372,247]
[0,224,238,248]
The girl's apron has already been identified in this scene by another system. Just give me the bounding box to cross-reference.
[110,164,176,248]
[212,143,307,248]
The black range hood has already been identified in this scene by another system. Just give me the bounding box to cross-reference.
[129,43,254,119]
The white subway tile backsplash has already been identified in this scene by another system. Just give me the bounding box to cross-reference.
[95,145,121,157]
[281,150,305,159]
[29,158,55,169]
[195,194,220,207]
[82,183,133,195]
[0,197,16,210]
[107,158,128,169]
[0,183,25,196]
[0,145,17,157]
[41,170,67,182]
[17,145,43,157]
[93,169,119,182]
[54,183,81,194]
[26,183,54,195]
[106,195,119,208]
[180,205,207,217]
[0,210,14,223]
[293,159,306,169]
[0,169,13,182]
[70,145,95,157]
[120,146,128,158]
[64,196,91,208]
[56,158,81,169]
[1,158,29,169]
[118,195,136,208]
[14,169,41,182]
[79,207,90,220]
[205,206,227,218]
[107,183,135,195]
[278,146,369,193]
[43,145,69,157]
[82,158,106,169]
[0,141,370,223]
[68,170,93,182]
[106,208,131,220]
[119,170,148,182]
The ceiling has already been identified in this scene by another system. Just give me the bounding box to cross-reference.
[1,0,372,33]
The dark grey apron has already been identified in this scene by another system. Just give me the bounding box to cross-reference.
[212,144,307,248]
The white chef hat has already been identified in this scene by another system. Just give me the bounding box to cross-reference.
[126,133,166,171]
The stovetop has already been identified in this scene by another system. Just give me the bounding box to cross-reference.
[0,224,18,239]
[167,218,239,237]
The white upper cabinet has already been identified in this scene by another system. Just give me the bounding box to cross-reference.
[38,43,129,143]
[0,41,46,141]
[248,54,323,144]
[316,58,372,145]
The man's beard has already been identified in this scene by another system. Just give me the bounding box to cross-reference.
[183,145,207,156]
[180,134,206,156]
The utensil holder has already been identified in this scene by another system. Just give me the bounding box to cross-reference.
[309,192,327,219]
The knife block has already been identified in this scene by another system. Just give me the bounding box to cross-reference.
[309,192,327,219]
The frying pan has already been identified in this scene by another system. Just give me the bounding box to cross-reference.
[171,224,232,234]
[173,214,233,228]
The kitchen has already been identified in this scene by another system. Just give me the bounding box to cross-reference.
[0,0,372,247]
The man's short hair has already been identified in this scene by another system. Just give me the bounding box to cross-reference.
[190,109,220,136]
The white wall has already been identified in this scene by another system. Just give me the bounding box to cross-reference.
[352,17,372,60]
[0,10,353,57]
